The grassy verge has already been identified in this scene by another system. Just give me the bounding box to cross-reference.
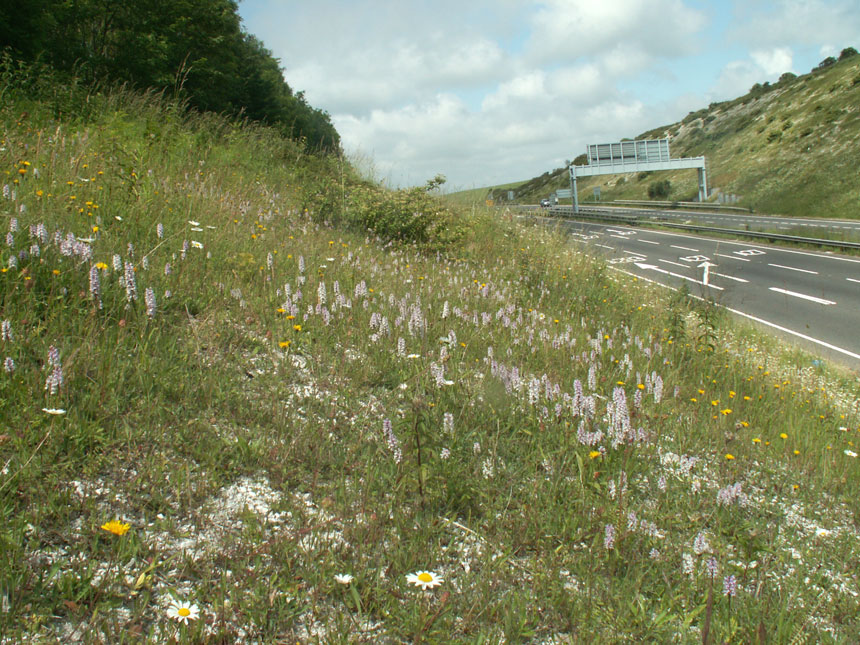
[1,82,860,644]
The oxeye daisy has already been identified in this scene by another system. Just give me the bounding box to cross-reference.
[167,599,199,624]
[334,573,354,585]
[406,570,444,590]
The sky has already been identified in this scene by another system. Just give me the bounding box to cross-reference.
[237,0,860,191]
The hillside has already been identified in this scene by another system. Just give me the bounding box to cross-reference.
[2,74,860,642]
[509,49,860,219]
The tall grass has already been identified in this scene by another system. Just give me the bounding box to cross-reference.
[1,78,859,643]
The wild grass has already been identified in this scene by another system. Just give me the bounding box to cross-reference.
[1,80,860,644]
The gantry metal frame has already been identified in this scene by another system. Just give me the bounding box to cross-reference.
[568,139,707,213]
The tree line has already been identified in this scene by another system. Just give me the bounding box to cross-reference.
[0,0,340,151]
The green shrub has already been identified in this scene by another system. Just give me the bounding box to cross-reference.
[347,185,467,248]
[647,179,671,199]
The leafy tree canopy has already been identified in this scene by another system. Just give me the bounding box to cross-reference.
[0,0,339,151]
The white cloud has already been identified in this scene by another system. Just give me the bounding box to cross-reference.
[751,48,794,75]
[526,0,707,69]
[288,36,509,115]
[730,0,860,50]
[709,47,795,101]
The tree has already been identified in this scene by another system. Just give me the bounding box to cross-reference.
[647,179,671,200]
[0,0,340,151]
[815,56,837,71]
[839,47,858,61]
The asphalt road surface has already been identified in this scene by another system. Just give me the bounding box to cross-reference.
[545,217,860,371]
[547,204,860,236]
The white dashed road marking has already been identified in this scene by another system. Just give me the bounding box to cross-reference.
[768,263,818,275]
[769,287,835,305]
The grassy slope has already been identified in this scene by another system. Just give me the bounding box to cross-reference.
[512,55,860,219]
[444,180,526,206]
[1,85,860,643]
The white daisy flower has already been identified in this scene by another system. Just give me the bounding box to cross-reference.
[42,408,67,415]
[845,449,857,458]
[188,220,200,226]
[334,573,354,585]
[190,241,203,249]
[406,570,444,590]
[166,599,199,624]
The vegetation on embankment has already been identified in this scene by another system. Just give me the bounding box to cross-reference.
[2,74,860,643]
[0,0,339,150]
[487,47,860,220]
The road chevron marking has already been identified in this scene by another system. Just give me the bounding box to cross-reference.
[769,287,835,305]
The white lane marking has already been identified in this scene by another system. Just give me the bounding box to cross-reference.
[768,263,818,275]
[670,245,700,252]
[613,268,860,364]
[638,240,660,245]
[846,278,860,284]
[712,272,749,283]
[611,235,631,240]
[633,263,723,290]
[622,250,644,255]
[716,253,749,262]
[769,287,835,305]
[680,255,711,263]
[638,228,860,264]
[658,259,688,268]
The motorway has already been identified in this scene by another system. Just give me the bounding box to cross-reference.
[545,217,860,371]
[548,204,860,236]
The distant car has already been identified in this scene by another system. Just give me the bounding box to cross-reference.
[540,198,551,208]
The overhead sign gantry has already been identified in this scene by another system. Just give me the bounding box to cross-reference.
[567,139,707,213]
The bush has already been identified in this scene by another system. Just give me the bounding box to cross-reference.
[839,47,858,61]
[347,185,467,248]
[647,179,671,199]
[815,56,837,71]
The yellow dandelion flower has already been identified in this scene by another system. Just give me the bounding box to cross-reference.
[752,438,761,444]
[588,450,601,459]
[100,520,130,536]
[293,324,302,331]
[725,453,735,460]
[279,341,290,348]
[780,433,788,439]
